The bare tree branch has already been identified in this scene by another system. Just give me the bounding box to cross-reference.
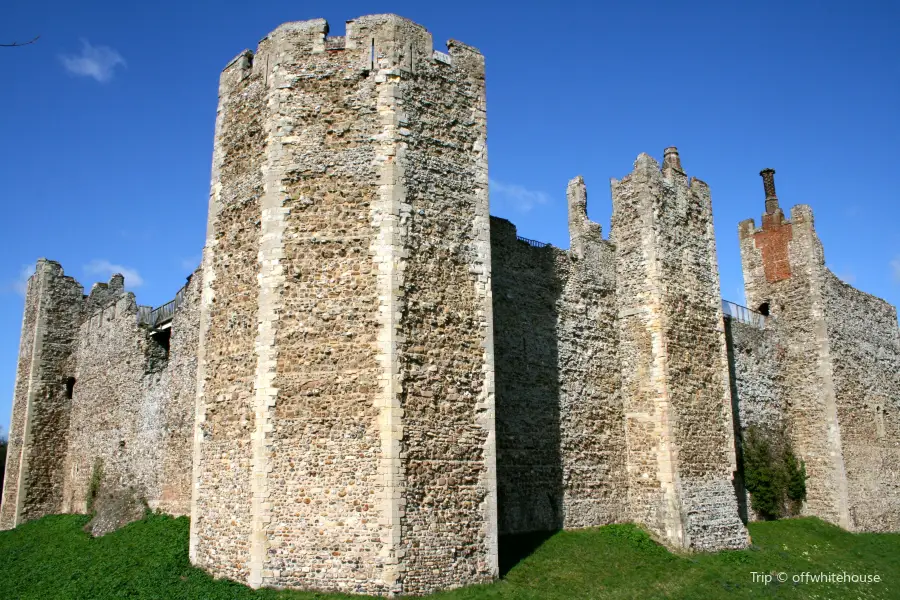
[1,35,40,48]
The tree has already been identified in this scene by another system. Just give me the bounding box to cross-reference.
[1,35,40,48]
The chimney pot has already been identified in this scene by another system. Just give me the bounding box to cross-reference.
[663,147,683,173]
[760,168,779,214]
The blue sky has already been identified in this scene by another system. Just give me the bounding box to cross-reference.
[1,1,899,433]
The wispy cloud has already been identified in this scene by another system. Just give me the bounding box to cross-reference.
[836,271,856,285]
[180,255,201,272]
[490,179,550,212]
[11,264,34,296]
[891,257,900,283]
[61,40,125,82]
[84,260,143,287]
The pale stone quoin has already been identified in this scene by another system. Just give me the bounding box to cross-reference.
[3,13,899,597]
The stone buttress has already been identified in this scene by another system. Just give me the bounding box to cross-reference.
[190,14,497,595]
[0,260,82,530]
[611,148,749,551]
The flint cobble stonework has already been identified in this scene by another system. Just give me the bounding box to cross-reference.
[191,15,496,596]
[823,273,900,530]
[61,273,199,517]
[0,260,81,527]
[723,318,787,521]
[3,13,900,597]
[491,176,626,536]
[738,169,900,533]
[611,150,748,551]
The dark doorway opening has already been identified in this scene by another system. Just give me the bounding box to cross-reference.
[151,328,171,358]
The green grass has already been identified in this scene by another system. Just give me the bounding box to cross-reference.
[0,513,897,599]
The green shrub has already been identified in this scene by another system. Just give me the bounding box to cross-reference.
[741,426,807,520]
[785,448,807,502]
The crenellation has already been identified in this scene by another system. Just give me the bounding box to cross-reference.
[4,12,900,598]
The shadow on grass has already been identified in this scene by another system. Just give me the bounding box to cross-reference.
[499,530,558,577]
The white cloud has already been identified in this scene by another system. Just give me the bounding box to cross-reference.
[180,255,201,272]
[837,271,856,285]
[730,286,747,307]
[60,40,125,82]
[891,257,900,283]
[84,260,143,287]
[828,262,857,285]
[490,179,550,212]
[12,264,34,296]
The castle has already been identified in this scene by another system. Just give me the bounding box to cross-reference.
[2,13,899,597]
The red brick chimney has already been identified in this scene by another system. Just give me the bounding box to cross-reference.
[760,168,779,214]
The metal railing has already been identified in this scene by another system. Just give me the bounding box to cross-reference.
[721,299,767,329]
[517,235,550,249]
[139,284,188,329]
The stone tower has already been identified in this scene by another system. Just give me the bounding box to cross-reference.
[0,260,83,529]
[189,14,496,595]
[610,149,749,550]
[738,170,852,529]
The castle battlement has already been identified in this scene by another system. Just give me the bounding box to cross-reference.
[3,13,899,598]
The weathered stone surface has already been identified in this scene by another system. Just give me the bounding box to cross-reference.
[823,273,900,531]
[85,484,147,537]
[191,14,496,596]
[611,150,749,551]
[492,176,626,536]
[60,273,199,519]
[737,169,900,533]
[740,198,851,529]
[0,260,81,529]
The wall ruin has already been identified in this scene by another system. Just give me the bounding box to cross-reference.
[491,175,626,537]
[823,271,900,530]
[611,150,748,551]
[0,263,199,531]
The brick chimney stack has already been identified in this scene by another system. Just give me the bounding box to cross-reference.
[760,168,779,214]
[663,147,683,174]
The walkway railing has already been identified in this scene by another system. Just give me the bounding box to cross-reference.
[139,284,188,329]
[517,235,550,249]
[721,299,767,329]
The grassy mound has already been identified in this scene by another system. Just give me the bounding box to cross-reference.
[0,513,897,599]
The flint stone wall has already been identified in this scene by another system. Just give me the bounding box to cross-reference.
[612,153,748,551]
[7,12,900,597]
[723,318,785,521]
[725,320,785,436]
[739,206,851,528]
[823,271,900,531]
[0,261,199,532]
[491,209,627,536]
[0,260,82,529]
[61,272,200,518]
[191,15,496,596]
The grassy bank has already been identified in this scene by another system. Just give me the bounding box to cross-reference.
[0,513,896,599]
